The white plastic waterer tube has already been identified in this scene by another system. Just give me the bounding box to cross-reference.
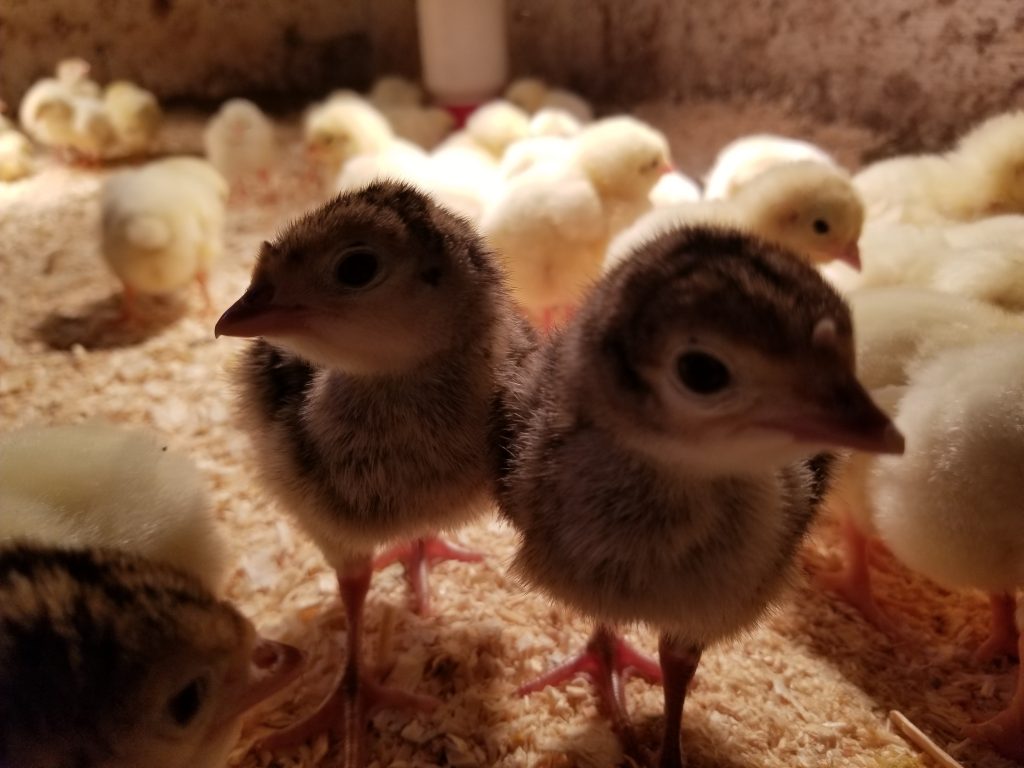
[417,0,508,119]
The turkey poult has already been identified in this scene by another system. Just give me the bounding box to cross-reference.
[501,226,902,768]
[0,544,303,768]
[215,182,536,765]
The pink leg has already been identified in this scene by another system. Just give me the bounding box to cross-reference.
[257,559,437,764]
[967,630,1024,760]
[373,536,483,616]
[657,634,702,768]
[195,271,213,312]
[518,624,662,736]
[818,508,893,630]
[116,285,138,325]
[975,593,1020,664]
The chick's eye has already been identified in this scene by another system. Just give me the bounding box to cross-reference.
[167,677,207,727]
[676,351,731,395]
[335,249,379,288]
[813,219,830,234]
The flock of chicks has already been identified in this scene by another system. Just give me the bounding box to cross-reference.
[3,60,1024,768]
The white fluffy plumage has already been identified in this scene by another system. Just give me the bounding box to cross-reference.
[703,133,835,200]
[203,98,276,188]
[103,80,162,157]
[0,423,226,592]
[504,77,593,123]
[0,129,33,182]
[303,93,396,177]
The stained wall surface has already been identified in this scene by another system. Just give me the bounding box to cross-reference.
[2,0,1022,148]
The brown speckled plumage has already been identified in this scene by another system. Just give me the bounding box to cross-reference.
[232,182,536,563]
[501,226,853,645]
[0,543,250,768]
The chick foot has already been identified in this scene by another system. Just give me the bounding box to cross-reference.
[818,511,894,633]
[373,536,483,616]
[257,563,438,765]
[974,593,1020,664]
[518,624,662,738]
[966,630,1024,760]
[656,635,702,768]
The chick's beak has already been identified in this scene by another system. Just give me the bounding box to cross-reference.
[220,638,305,725]
[834,241,861,270]
[758,377,905,456]
[659,160,675,175]
[214,282,311,339]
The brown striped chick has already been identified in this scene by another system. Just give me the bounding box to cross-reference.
[854,110,1024,224]
[103,80,162,158]
[501,226,902,767]
[0,423,226,593]
[0,544,303,768]
[703,134,836,200]
[215,181,536,762]
[102,157,227,319]
[818,287,1024,632]
[607,161,863,272]
[203,99,277,200]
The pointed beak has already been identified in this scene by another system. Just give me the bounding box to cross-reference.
[659,160,675,175]
[214,283,311,339]
[834,241,861,270]
[220,638,305,725]
[757,377,905,455]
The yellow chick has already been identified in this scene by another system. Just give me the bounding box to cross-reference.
[818,287,1023,628]
[367,74,424,108]
[504,76,594,123]
[380,104,455,150]
[67,95,118,163]
[703,133,836,200]
[203,98,276,195]
[0,129,34,182]
[608,160,863,270]
[462,99,531,158]
[481,159,605,330]
[498,135,571,180]
[826,216,1024,312]
[571,115,673,235]
[527,107,583,138]
[101,156,227,318]
[649,170,702,207]
[426,143,501,222]
[0,543,303,768]
[103,80,162,157]
[854,110,1024,223]
[17,58,105,160]
[0,423,226,593]
[303,93,396,179]
[55,57,101,97]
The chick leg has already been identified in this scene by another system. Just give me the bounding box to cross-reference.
[518,624,663,737]
[117,284,138,325]
[966,629,1024,760]
[818,507,892,630]
[195,271,213,313]
[974,593,1019,664]
[657,635,702,768]
[373,536,483,616]
[258,559,437,763]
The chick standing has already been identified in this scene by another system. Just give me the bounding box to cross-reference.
[103,80,162,157]
[501,226,903,767]
[204,98,277,199]
[0,544,303,768]
[607,161,864,271]
[102,156,227,319]
[215,181,535,762]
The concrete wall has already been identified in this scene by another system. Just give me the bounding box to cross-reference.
[2,0,1022,148]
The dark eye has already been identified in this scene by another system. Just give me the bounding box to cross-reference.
[334,248,379,288]
[813,219,830,234]
[167,677,206,727]
[676,351,731,395]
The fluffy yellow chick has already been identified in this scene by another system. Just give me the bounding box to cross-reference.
[367,75,424,108]
[462,99,531,158]
[481,159,605,330]
[0,423,226,592]
[104,80,162,156]
[571,115,673,235]
[67,95,118,162]
[527,107,583,138]
[703,133,836,200]
[303,93,395,178]
[102,156,227,318]
[0,129,34,182]
[55,57,100,97]
[607,160,863,270]
[854,110,1024,223]
[498,135,570,179]
[826,216,1024,312]
[380,104,455,149]
[203,98,276,194]
[504,76,594,123]
[649,170,702,207]
[818,287,1023,628]
[17,59,103,158]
